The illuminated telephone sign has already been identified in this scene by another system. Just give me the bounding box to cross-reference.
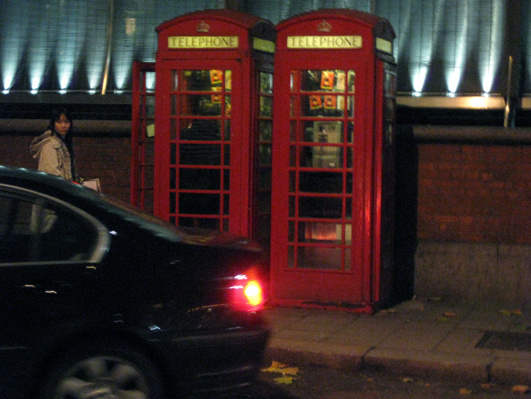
[287,35,362,49]
[168,36,239,49]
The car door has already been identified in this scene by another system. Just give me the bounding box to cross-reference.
[0,187,110,391]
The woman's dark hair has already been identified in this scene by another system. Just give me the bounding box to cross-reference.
[47,107,76,177]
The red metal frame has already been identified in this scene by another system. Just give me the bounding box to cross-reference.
[271,60,371,306]
[252,70,274,250]
[372,60,397,304]
[155,60,243,232]
[131,61,156,212]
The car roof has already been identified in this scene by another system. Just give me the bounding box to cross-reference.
[0,166,253,248]
[0,165,89,198]
[0,165,186,241]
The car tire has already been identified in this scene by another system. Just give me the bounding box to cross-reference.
[38,341,165,399]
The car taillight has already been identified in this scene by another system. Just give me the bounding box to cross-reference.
[229,273,265,312]
[244,280,263,307]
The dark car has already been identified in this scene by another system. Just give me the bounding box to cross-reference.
[0,166,269,399]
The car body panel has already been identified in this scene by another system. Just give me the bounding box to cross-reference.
[0,166,269,398]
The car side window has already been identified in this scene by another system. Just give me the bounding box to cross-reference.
[0,194,99,263]
[0,196,34,262]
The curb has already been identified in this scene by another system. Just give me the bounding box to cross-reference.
[265,338,366,371]
[490,357,531,385]
[363,348,492,383]
[265,339,531,385]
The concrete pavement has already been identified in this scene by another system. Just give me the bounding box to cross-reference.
[263,299,531,385]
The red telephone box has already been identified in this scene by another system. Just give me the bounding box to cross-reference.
[132,10,275,245]
[270,9,396,312]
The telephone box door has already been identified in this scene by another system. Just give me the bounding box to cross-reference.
[155,60,245,233]
[271,58,374,307]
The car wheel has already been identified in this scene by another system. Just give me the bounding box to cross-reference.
[38,342,165,399]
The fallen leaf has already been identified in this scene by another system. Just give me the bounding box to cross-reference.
[437,317,450,322]
[277,367,299,376]
[261,361,288,373]
[511,385,530,394]
[274,376,294,385]
[459,388,473,395]
[443,311,456,317]
[261,361,300,380]
[402,377,414,383]
[501,309,523,316]
[481,383,496,389]
[428,296,443,302]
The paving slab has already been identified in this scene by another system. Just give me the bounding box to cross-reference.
[285,311,358,333]
[435,327,487,354]
[326,318,404,347]
[377,321,456,351]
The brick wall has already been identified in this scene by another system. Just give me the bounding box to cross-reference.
[417,143,531,245]
[396,126,531,306]
[0,133,131,203]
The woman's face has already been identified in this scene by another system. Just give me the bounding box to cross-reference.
[54,114,71,136]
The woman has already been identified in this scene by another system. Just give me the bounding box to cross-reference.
[30,108,80,182]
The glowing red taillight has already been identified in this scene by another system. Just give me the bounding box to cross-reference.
[229,273,265,312]
[244,280,263,307]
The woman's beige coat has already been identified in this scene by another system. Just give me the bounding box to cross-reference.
[30,130,77,181]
